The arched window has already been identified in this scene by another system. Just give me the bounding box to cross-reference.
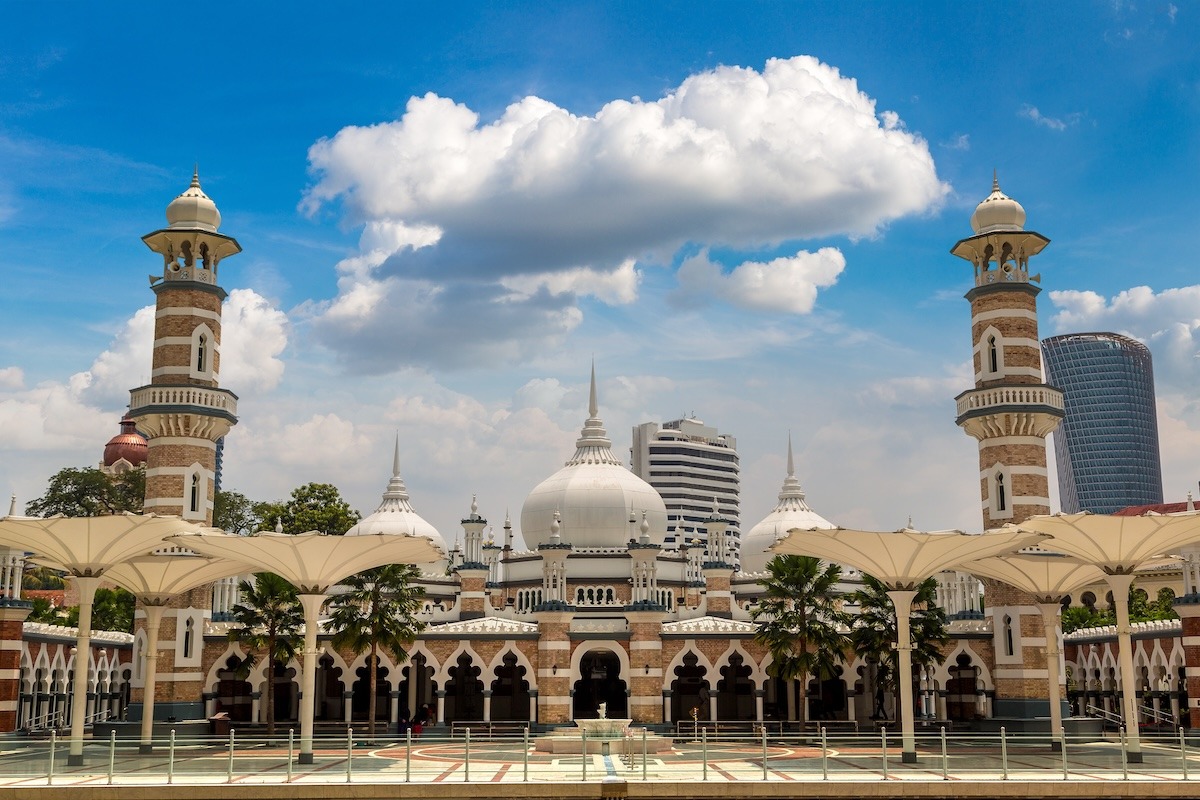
[996,472,1007,512]
[183,618,194,659]
[196,334,208,373]
[987,335,998,373]
[190,473,201,514]
[1003,614,1015,657]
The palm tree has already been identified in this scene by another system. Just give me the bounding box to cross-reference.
[227,572,303,737]
[848,574,948,721]
[326,563,426,740]
[751,554,851,725]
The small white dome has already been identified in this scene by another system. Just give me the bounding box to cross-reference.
[740,439,835,574]
[346,439,447,563]
[166,170,222,232]
[969,174,1026,234]
[521,367,668,549]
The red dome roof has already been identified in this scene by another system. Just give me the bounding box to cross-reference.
[103,417,147,467]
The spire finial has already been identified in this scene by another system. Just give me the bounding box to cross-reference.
[192,164,201,188]
[275,517,283,533]
[7,494,15,517]
[589,359,598,418]
[787,432,795,478]
[471,493,478,516]
[392,432,401,477]
[992,168,999,192]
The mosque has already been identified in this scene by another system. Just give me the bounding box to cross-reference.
[0,172,1196,738]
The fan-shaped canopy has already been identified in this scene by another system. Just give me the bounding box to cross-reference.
[961,552,1107,602]
[1016,513,1200,572]
[99,554,251,604]
[774,526,1047,588]
[170,531,445,593]
[0,513,203,575]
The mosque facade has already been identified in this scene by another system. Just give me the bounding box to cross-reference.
[0,174,1196,737]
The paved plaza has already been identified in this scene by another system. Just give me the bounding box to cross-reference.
[5,730,1200,798]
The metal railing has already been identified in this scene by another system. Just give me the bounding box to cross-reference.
[2,725,1200,787]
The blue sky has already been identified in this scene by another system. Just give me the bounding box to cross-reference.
[2,2,1198,549]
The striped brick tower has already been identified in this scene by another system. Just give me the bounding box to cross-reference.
[950,175,1065,717]
[126,171,241,722]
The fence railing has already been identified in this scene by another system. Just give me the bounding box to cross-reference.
[2,725,1200,787]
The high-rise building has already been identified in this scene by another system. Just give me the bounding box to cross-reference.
[1041,332,1163,514]
[630,417,740,558]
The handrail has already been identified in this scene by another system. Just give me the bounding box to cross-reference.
[1085,703,1122,726]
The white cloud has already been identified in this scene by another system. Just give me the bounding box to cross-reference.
[1018,105,1082,132]
[302,55,947,370]
[674,248,845,314]
[940,134,970,151]
[0,367,24,390]
[220,289,289,394]
[1048,285,1200,389]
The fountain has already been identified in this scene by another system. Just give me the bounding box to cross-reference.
[534,702,670,754]
[572,703,633,741]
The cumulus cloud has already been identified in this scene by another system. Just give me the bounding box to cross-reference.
[0,367,24,390]
[1048,285,1200,389]
[674,248,845,313]
[220,289,290,394]
[303,55,947,370]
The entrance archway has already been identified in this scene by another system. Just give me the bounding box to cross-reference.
[670,652,709,722]
[445,652,483,722]
[490,651,531,721]
[215,655,252,722]
[572,649,627,719]
[351,661,392,723]
[717,653,755,720]
[947,653,978,722]
[398,653,435,722]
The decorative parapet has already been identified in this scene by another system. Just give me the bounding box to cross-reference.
[23,621,135,644]
[955,385,1064,418]
[426,617,540,636]
[661,616,758,635]
[1063,618,1183,642]
[130,384,238,418]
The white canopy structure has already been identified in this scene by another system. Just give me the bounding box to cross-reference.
[101,554,251,752]
[171,530,445,763]
[773,525,1047,762]
[0,513,203,764]
[1015,512,1200,762]
[961,551,1108,749]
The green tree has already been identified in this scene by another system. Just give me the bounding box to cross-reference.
[848,574,949,720]
[213,491,258,535]
[326,564,426,740]
[22,566,66,590]
[1060,604,1114,633]
[25,466,145,517]
[25,596,65,625]
[64,587,136,633]
[254,483,361,535]
[228,573,303,737]
[751,555,851,725]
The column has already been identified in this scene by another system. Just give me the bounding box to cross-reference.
[754,689,764,722]
[483,690,492,722]
[435,690,446,727]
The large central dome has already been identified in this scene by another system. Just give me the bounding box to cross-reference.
[521,367,668,549]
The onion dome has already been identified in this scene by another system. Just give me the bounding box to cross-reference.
[102,416,147,469]
[165,169,222,232]
[740,436,835,574]
[521,364,668,549]
[345,437,447,558]
[969,172,1026,234]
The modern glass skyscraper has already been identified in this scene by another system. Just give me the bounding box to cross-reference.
[1041,332,1163,514]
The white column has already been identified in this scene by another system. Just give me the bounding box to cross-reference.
[68,576,100,766]
[298,593,325,764]
[139,604,167,753]
[1037,602,1066,749]
[1107,574,1144,763]
[887,589,919,763]
[483,690,492,722]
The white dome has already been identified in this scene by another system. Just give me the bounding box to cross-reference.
[521,368,668,549]
[969,174,1026,234]
[166,170,222,232]
[740,439,835,574]
[346,439,447,563]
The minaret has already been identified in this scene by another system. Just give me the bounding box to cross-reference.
[129,170,241,524]
[950,174,1064,717]
[126,171,241,723]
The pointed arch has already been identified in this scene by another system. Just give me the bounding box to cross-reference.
[714,642,767,687]
[486,644,538,692]
[190,323,217,381]
[662,641,714,686]
[977,325,1005,378]
[433,641,483,686]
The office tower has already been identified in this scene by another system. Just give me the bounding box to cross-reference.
[1041,332,1163,514]
[631,417,740,559]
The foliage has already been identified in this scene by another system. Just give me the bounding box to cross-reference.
[253,483,361,535]
[1061,584,1177,634]
[213,491,258,535]
[25,596,64,624]
[22,566,66,590]
[848,574,949,711]
[1060,604,1113,633]
[751,555,851,724]
[227,573,303,736]
[326,564,426,739]
[63,587,136,633]
[25,466,145,517]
